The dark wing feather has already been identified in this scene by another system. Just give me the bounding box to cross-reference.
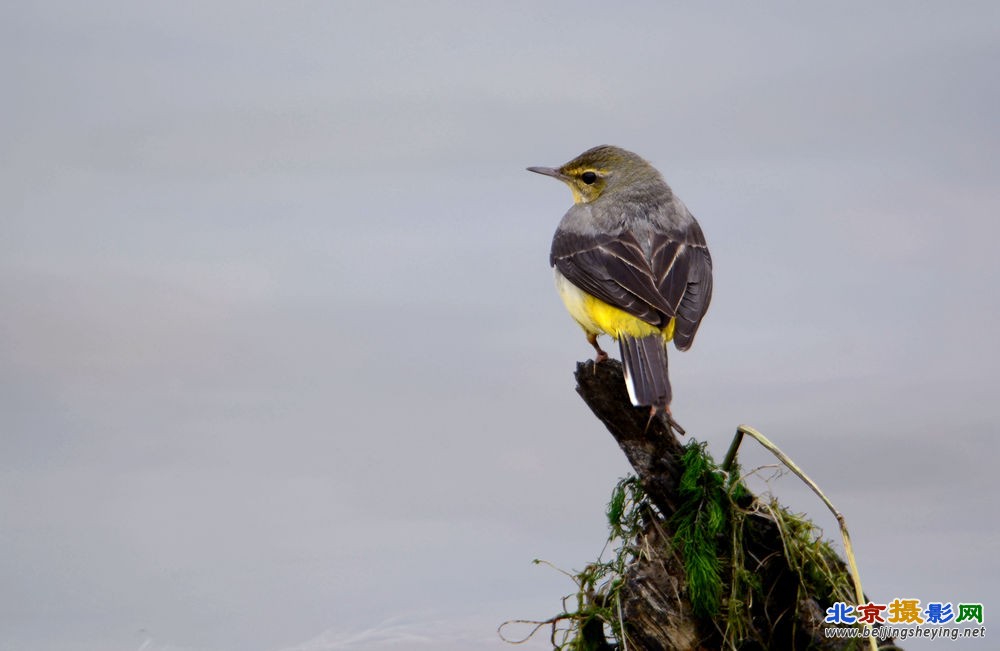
[551,230,672,327]
[551,223,713,347]
[672,243,712,350]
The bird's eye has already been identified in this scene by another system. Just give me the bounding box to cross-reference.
[581,171,598,185]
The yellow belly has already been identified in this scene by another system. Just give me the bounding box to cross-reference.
[554,270,675,341]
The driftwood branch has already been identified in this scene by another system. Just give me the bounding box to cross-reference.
[573,359,896,651]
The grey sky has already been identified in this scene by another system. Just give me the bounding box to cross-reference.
[3,2,999,650]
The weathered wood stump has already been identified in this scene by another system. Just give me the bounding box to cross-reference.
[574,359,896,650]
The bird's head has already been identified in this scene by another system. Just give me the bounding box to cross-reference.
[527,145,660,204]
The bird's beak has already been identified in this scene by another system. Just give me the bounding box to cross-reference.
[526,166,566,180]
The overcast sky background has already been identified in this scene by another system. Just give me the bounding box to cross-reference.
[3,2,999,650]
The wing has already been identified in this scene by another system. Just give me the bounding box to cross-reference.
[551,222,712,348]
[672,238,712,350]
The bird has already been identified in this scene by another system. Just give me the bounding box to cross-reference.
[528,145,713,422]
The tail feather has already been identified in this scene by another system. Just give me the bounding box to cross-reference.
[619,335,671,409]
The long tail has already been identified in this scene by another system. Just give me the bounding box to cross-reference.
[619,335,671,410]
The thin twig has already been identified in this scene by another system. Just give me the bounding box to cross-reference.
[498,616,567,644]
[725,425,877,651]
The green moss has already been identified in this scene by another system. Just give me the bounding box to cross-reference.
[607,475,645,543]
[670,440,731,617]
[510,442,862,649]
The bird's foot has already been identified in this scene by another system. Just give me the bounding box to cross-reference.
[645,406,686,436]
[665,412,686,437]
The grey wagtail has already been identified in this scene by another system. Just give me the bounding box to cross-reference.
[528,145,713,418]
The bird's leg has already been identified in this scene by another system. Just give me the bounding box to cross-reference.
[587,332,609,363]
[644,408,657,433]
